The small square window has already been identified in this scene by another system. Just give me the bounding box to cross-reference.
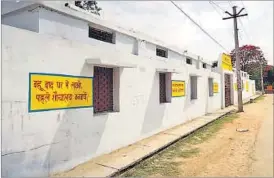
[186,58,192,65]
[212,62,218,68]
[208,78,213,97]
[156,48,168,58]
[190,76,198,100]
[203,63,207,69]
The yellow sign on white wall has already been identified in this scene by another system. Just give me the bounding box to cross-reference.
[213,82,219,93]
[234,83,237,91]
[29,73,93,112]
[172,80,185,97]
[221,53,233,71]
[246,81,249,92]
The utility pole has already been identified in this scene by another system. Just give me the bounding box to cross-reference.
[223,6,247,112]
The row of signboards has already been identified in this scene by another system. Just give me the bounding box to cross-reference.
[29,73,219,113]
[171,80,219,97]
[233,81,250,92]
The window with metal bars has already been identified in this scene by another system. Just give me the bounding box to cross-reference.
[89,26,114,43]
[212,61,218,68]
[208,78,213,97]
[93,66,114,113]
[156,48,168,58]
[159,73,167,103]
[203,63,207,69]
[191,76,198,100]
[186,58,192,65]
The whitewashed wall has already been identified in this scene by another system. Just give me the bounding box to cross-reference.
[2,25,222,177]
[2,9,39,32]
[232,71,256,105]
[39,8,137,55]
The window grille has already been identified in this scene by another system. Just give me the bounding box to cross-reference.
[93,66,114,113]
[89,26,114,43]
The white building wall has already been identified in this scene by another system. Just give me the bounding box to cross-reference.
[2,25,222,177]
[2,9,39,32]
[39,7,88,42]
[38,8,136,55]
[232,71,256,105]
[1,1,35,15]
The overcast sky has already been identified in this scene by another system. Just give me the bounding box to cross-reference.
[98,1,273,65]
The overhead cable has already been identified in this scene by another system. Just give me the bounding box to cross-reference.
[170,1,229,52]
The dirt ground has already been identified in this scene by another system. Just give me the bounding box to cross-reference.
[122,95,273,177]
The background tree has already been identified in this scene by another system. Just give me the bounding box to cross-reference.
[75,1,102,15]
[230,45,267,91]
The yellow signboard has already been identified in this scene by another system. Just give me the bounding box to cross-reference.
[213,82,219,93]
[246,81,249,92]
[172,80,185,97]
[29,73,93,112]
[234,83,237,91]
[221,53,233,71]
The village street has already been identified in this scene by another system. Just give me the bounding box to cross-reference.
[121,94,273,177]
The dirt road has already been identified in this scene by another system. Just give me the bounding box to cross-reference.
[122,95,273,177]
[250,95,273,176]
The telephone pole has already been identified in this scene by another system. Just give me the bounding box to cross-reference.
[223,6,247,112]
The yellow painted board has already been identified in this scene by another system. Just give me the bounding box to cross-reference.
[172,80,185,97]
[221,53,233,71]
[213,82,219,93]
[234,83,237,91]
[29,73,93,112]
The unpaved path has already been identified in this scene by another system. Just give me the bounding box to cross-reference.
[178,95,273,177]
[250,95,273,176]
[121,95,273,177]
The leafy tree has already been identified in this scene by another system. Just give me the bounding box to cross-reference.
[230,45,267,90]
[230,45,267,72]
[75,1,102,15]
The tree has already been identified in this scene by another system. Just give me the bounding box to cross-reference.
[75,1,102,15]
[230,45,267,71]
[230,45,267,91]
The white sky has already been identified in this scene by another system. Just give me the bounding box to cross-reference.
[98,1,273,65]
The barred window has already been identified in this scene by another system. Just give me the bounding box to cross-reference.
[203,63,207,69]
[93,66,114,113]
[159,73,167,103]
[156,48,168,58]
[89,26,114,43]
[186,58,192,65]
[208,78,213,97]
[212,61,218,68]
[191,76,198,100]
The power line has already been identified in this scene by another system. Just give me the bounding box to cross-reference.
[210,1,226,12]
[209,1,223,17]
[241,0,248,13]
[209,1,235,41]
[228,1,233,8]
[228,1,250,42]
[239,19,251,42]
[170,1,229,52]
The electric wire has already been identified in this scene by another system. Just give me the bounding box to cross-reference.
[170,1,229,52]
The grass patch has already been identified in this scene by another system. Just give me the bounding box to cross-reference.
[244,95,265,105]
[119,112,239,177]
[253,95,265,102]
